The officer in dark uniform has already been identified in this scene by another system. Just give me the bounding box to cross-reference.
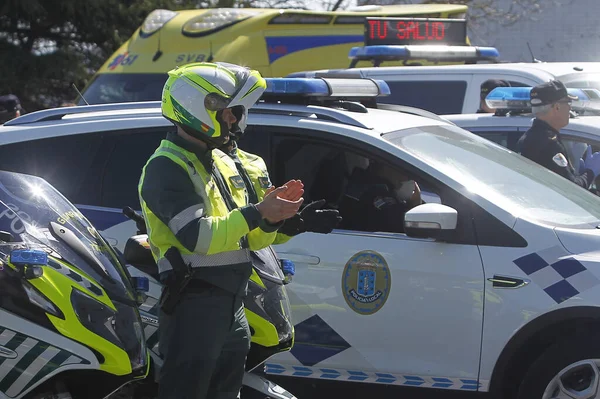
[0,94,23,124]
[338,159,422,233]
[477,79,510,113]
[517,80,600,189]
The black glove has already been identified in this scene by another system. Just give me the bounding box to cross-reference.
[278,213,304,237]
[299,199,342,234]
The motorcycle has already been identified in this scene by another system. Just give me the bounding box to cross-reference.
[120,207,297,399]
[0,171,149,399]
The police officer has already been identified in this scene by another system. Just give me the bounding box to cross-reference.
[477,79,510,113]
[138,62,303,399]
[0,94,23,124]
[338,158,422,233]
[219,135,342,242]
[518,80,600,189]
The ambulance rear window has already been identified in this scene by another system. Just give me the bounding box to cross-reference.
[79,73,168,105]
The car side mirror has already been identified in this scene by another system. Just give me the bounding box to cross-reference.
[404,203,458,240]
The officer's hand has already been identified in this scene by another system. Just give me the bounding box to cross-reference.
[299,199,342,234]
[279,180,304,201]
[408,181,422,208]
[265,180,304,202]
[256,185,303,224]
[584,145,600,177]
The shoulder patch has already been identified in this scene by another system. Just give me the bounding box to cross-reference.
[258,176,272,189]
[552,153,569,168]
[229,175,245,189]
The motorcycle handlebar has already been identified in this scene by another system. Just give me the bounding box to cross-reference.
[122,207,148,235]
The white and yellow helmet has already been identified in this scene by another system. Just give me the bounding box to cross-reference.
[161,62,266,146]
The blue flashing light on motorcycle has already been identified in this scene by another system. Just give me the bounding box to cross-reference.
[131,276,150,292]
[10,249,48,266]
[280,259,295,284]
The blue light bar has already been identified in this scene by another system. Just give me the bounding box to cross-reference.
[486,87,600,113]
[10,249,48,266]
[131,276,150,293]
[348,45,500,62]
[485,87,533,109]
[265,78,330,96]
[263,77,390,98]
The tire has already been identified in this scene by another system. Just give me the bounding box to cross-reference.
[517,334,600,399]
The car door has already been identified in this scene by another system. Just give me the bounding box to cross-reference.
[258,125,485,386]
[77,127,174,250]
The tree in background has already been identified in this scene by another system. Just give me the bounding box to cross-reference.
[0,0,309,112]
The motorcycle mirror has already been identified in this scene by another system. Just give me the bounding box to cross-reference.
[0,230,15,242]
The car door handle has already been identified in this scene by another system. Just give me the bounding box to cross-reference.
[487,275,530,289]
[277,252,320,265]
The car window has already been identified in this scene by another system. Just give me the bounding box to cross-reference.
[100,128,172,209]
[380,80,467,114]
[473,130,523,152]
[0,133,103,203]
[560,133,600,165]
[386,125,600,228]
[272,135,440,234]
[80,73,168,105]
[236,127,271,166]
[560,133,600,193]
[507,81,531,88]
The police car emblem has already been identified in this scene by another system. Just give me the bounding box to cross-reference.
[552,153,569,168]
[229,175,245,189]
[258,176,272,189]
[342,250,391,315]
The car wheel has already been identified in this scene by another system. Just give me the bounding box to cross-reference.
[517,335,600,399]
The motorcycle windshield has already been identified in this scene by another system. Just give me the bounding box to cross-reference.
[0,171,135,303]
[252,247,285,283]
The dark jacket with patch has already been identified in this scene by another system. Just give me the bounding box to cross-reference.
[517,119,593,189]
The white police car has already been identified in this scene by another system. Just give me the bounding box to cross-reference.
[290,34,600,116]
[3,77,600,399]
[445,87,600,186]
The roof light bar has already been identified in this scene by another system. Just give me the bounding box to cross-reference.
[263,78,390,98]
[485,87,533,110]
[485,87,600,114]
[348,45,500,67]
[140,9,178,37]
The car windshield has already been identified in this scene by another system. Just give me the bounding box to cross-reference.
[560,72,600,92]
[79,73,168,105]
[0,171,135,303]
[385,124,600,228]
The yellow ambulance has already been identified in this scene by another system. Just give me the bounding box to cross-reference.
[80,4,468,104]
